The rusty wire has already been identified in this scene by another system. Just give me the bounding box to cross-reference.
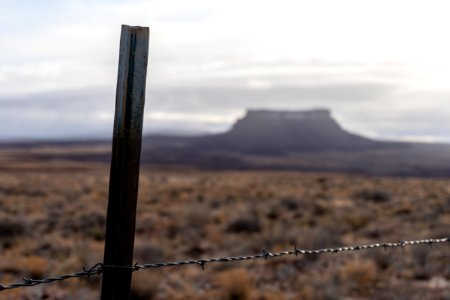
[0,237,448,292]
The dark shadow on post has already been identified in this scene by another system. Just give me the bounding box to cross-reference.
[101,25,149,300]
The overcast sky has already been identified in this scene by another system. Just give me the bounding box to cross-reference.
[2,0,450,141]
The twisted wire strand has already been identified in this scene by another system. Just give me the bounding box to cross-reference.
[1,237,448,291]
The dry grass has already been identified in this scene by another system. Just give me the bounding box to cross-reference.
[0,159,449,299]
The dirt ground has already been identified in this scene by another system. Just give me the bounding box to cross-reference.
[0,159,449,299]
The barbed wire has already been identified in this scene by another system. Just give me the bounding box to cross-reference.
[0,237,448,292]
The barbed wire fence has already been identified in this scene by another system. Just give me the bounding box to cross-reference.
[1,237,448,292]
[2,26,450,297]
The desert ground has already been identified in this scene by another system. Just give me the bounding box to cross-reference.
[0,155,449,299]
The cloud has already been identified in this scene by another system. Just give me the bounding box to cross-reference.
[0,80,395,139]
[2,0,450,142]
[1,64,449,142]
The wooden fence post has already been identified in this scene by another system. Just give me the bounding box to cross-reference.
[101,25,149,300]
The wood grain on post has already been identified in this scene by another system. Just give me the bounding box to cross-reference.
[101,25,149,300]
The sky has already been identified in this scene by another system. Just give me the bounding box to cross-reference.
[2,0,450,142]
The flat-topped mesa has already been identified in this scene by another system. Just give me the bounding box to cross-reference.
[196,108,379,154]
[245,109,331,121]
[230,108,339,136]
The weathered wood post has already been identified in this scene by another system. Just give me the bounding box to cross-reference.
[101,25,149,300]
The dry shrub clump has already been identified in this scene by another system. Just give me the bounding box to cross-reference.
[133,242,165,263]
[218,268,252,300]
[130,272,161,300]
[23,255,49,278]
[226,216,262,234]
[340,259,377,295]
[0,255,49,279]
[352,188,391,203]
[342,211,372,231]
[61,208,106,241]
[0,214,27,248]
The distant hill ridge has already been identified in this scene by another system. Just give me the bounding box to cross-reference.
[7,108,450,177]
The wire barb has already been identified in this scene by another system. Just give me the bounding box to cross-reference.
[0,237,448,292]
[198,260,207,270]
[262,250,272,260]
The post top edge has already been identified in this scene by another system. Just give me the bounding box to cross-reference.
[121,24,149,31]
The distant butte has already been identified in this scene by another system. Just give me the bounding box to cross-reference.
[193,109,382,154]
